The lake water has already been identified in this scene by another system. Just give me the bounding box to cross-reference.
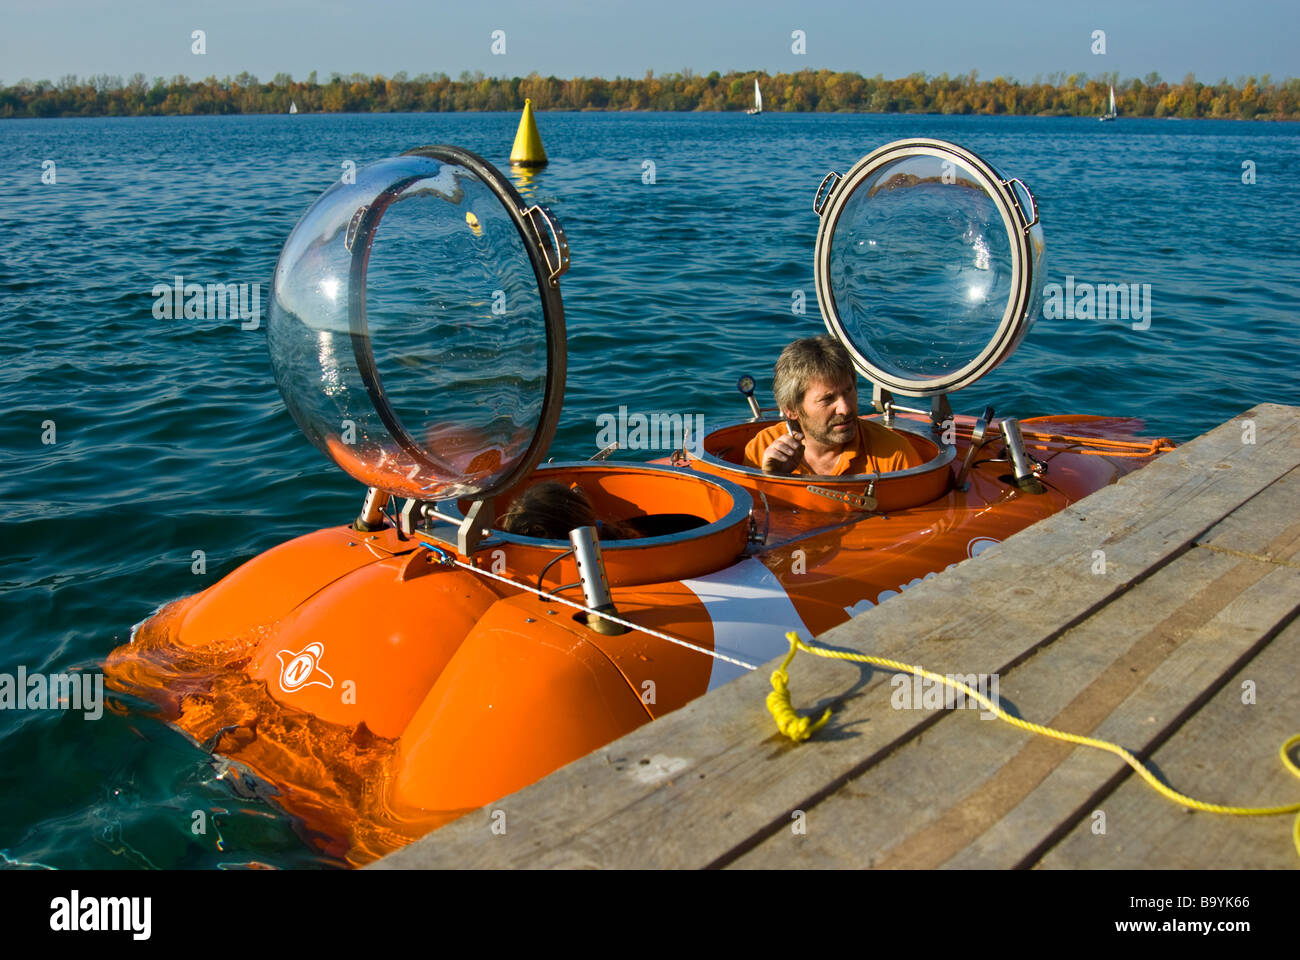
[1,112,1297,868]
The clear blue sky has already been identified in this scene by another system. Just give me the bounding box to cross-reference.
[2,0,1295,85]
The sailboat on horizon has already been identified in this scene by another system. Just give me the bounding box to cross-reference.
[746,78,763,115]
[1099,85,1117,122]
[289,100,299,115]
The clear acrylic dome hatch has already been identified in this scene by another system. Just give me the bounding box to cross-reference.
[267,146,568,503]
[813,139,1046,397]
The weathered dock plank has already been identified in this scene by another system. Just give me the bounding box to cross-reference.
[945,559,1297,868]
[946,466,1300,868]
[730,543,1299,868]
[1195,463,1300,566]
[1035,616,1300,869]
[754,460,1300,868]
[372,404,1300,869]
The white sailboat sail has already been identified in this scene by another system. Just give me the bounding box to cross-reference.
[289,100,298,114]
[1100,85,1117,121]
[754,79,763,112]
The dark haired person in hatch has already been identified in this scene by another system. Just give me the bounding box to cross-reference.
[498,482,641,541]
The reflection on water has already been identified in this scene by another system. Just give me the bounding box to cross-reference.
[509,165,541,199]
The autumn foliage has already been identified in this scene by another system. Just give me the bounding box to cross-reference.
[3,69,1297,120]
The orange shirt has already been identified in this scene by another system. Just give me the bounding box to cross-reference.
[743,418,925,476]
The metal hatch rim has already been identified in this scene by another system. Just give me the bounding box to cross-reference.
[692,415,957,481]
[434,461,755,550]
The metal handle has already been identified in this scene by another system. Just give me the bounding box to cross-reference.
[570,526,624,635]
[344,205,368,252]
[955,405,994,489]
[1004,178,1039,232]
[524,204,570,286]
[737,374,762,417]
[813,171,841,217]
[353,486,390,531]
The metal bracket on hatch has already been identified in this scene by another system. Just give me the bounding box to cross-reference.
[397,498,420,540]
[744,490,771,554]
[523,204,570,286]
[813,171,842,216]
[456,499,496,555]
[930,393,954,436]
[395,497,496,555]
[344,205,368,252]
[872,384,895,424]
[1003,178,1040,232]
[806,482,878,511]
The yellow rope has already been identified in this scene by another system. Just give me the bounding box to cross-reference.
[768,632,1300,858]
[766,642,832,741]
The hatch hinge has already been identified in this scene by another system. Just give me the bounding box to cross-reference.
[457,498,496,555]
[395,497,496,554]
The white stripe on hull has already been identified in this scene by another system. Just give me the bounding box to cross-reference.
[681,558,809,691]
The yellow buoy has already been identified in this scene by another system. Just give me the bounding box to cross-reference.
[510,98,548,168]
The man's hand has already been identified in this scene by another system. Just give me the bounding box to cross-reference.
[762,431,804,475]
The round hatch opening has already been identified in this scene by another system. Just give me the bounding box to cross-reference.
[447,464,754,587]
[691,417,955,513]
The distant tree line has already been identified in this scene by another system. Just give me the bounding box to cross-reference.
[3,69,1297,119]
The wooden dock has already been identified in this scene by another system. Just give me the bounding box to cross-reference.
[373,404,1300,869]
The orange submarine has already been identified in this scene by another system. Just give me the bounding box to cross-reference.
[106,139,1173,865]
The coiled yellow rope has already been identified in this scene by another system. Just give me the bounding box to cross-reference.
[768,632,1300,858]
[766,645,832,742]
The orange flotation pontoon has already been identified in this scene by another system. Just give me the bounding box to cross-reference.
[105,140,1173,865]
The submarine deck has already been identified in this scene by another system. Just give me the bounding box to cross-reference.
[372,403,1300,870]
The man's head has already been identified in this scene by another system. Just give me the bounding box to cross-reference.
[773,335,860,448]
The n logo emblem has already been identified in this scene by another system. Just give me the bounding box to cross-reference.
[275,642,335,694]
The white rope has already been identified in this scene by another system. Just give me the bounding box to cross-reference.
[420,543,761,672]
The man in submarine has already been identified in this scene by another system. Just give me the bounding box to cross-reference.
[744,335,925,476]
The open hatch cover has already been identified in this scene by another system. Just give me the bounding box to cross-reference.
[813,138,1046,398]
[267,145,568,501]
